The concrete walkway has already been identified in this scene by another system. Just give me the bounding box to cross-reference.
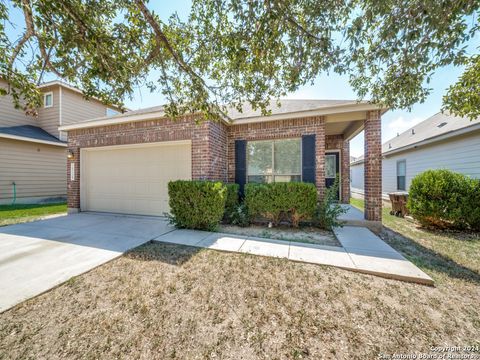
[0,213,173,312]
[155,226,433,285]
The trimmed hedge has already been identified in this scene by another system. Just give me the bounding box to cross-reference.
[245,182,317,227]
[407,169,480,230]
[168,180,226,230]
[224,183,240,220]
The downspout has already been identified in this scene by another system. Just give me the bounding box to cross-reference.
[11,182,16,206]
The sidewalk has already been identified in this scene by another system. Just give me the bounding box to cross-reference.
[154,226,434,285]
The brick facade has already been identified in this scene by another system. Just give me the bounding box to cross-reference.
[66,116,227,210]
[227,116,326,197]
[66,113,368,211]
[364,110,382,221]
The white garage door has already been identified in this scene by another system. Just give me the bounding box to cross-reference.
[81,141,191,216]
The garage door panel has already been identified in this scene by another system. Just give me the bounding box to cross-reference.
[82,142,191,216]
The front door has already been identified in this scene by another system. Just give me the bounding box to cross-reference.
[325,152,340,200]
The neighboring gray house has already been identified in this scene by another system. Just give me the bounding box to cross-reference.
[0,80,121,205]
[350,112,480,200]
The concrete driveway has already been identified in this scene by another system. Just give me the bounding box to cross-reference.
[0,213,173,312]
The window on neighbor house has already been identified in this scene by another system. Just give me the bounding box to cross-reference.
[397,160,406,191]
[106,108,120,116]
[44,92,53,108]
[247,138,301,183]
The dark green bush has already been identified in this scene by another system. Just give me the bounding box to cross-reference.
[407,169,480,230]
[464,179,480,231]
[315,177,347,230]
[168,180,226,231]
[224,183,240,221]
[244,182,317,227]
[229,203,250,227]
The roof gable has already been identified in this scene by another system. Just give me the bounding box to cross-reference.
[383,112,480,154]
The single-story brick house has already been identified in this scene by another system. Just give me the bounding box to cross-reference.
[59,100,387,223]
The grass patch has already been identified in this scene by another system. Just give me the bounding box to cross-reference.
[0,203,67,226]
[350,198,480,284]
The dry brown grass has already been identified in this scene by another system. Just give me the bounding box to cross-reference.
[218,224,339,246]
[1,240,479,360]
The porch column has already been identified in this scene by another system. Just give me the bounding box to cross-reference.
[341,138,350,203]
[364,110,382,221]
[315,116,326,199]
[67,146,80,213]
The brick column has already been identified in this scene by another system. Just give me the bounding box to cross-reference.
[364,110,382,221]
[341,138,350,204]
[315,116,326,199]
[67,146,80,213]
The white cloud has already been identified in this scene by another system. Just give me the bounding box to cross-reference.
[383,116,423,141]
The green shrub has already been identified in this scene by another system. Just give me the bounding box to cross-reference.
[244,182,317,227]
[285,182,318,227]
[224,183,240,221]
[464,179,480,231]
[229,203,250,227]
[167,180,226,231]
[315,177,347,230]
[407,169,480,230]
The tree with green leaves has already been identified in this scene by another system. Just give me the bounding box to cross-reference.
[1,0,479,120]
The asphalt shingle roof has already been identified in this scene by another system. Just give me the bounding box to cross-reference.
[383,112,480,154]
[226,99,358,120]
[0,125,65,145]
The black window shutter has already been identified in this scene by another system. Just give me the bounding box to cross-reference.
[302,135,316,183]
[235,140,247,196]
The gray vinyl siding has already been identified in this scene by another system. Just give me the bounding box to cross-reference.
[61,87,110,126]
[350,130,480,198]
[37,86,60,138]
[382,130,480,195]
[0,138,66,202]
[350,162,364,195]
[0,81,37,127]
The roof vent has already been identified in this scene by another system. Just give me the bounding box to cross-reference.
[389,143,392,149]
[397,132,399,137]
[411,129,415,135]
[437,122,447,128]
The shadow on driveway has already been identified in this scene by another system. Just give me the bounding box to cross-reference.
[0,212,173,312]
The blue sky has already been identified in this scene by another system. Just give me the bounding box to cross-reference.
[6,1,477,157]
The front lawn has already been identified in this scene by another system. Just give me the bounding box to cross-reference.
[0,199,478,358]
[1,236,479,358]
[0,203,67,226]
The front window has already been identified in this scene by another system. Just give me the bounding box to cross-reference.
[106,108,119,116]
[43,92,53,108]
[247,139,301,183]
[397,160,406,190]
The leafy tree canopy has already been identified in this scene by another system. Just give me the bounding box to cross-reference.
[1,0,479,120]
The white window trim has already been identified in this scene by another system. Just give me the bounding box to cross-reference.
[43,91,53,108]
[246,138,302,183]
[396,159,407,191]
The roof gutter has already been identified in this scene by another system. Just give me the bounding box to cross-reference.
[350,159,365,166]
[384,122,480,157]
[0,133,67,147]
[59,110,167,131]
[232,102,386,124]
